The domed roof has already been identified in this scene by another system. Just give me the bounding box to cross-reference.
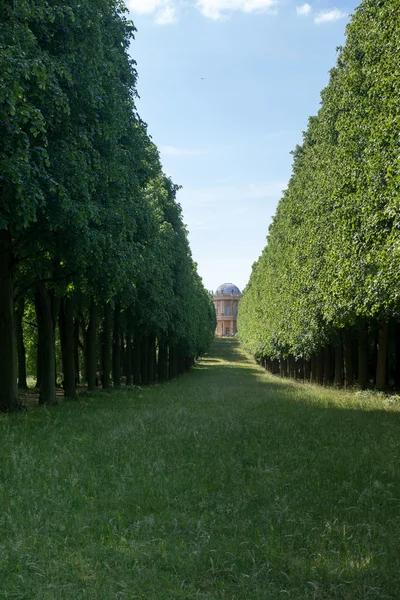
[215,283,241,296]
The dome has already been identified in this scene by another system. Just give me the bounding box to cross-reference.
[215,283,241,296]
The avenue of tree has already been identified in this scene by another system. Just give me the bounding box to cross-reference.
[0,0,215,411]
[239,0,400,390]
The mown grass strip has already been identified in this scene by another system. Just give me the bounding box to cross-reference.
[1,339,400,599]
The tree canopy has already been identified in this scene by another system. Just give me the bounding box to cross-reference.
[0,0,215,411]
[238,0,400,390]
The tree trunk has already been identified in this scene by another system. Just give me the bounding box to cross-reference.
[334,340,343,388]
[35,283,57,405]
[288,356,295,379]
[0,228,20,411]
[86,299,98,392]
[357,323,368,390]
[343,329,354,388]
[125,310,132,386]
[148,335,156,383]
[369,326,378,386]
[36,341,41,388]
[310,353,317,383]
[376,320,389,391]
[178,347,185,375]
[74,317,80,384]
[279,359,284,377]
[395,322,400,390]
[59,297,77,400]
[316,349,324,385]
[132,332,142,385]
[141,335,149,385]
[15,296,27,390]
[304,359,310,382]
[112,301,121,387]
[158,338,168,382]
[323,346,332,386]
[169,344,177,379]
[102,303,112,389]
[281,358,288,378]
[120,332,125,379]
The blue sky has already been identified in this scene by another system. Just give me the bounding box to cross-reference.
[126,0,360,293]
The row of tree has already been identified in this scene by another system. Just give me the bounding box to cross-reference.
[238,0,400,390]
[0,0,215,411]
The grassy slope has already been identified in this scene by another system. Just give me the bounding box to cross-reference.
[1,339,400,599]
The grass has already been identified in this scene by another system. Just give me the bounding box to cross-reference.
[1,338,400,599]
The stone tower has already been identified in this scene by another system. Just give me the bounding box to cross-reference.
[213,283,242,337]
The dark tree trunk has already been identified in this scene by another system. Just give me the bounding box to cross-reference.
[357,323,368,390]
[304,359,310,382]
[289,356,295,379]
[102,303,112,389]
[376,320,389,391]
[132,332,141,385]
[310,354,317,383]
[178,347,185,375]
[82,317,88,384]
[279,359,283,377]
[125,333,132,385]
[281,358,288,378]
[323,346,332,386]
[120,332,125,379]
[112,301,121,388]
[369,326,378,386]
[86,299,98,392]
[35,283,57,405]
[0,228,20,411]
[343,329,354,388]
[334,340,343,388]
[51,295,60,388]
[125,310,132,386]
[15,296,27,390]
[73,317,80,384]
[158,338,168,382]
[316,349,324,385]
[59,297,77,400]
[36,342,41,388]
[395,322,400,390]
[169,344,177,379]
[141,335,149,385]
[148,335,156,383]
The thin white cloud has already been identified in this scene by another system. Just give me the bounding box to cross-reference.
[184,180,286,207]
[127,0,177,24]
[128,0,279,22]
[127,0,164,14]
[155,5,177,24]
[296,3,312,16]
[314,8,347,23]
[197,0,278,20]
[160,145,208,156]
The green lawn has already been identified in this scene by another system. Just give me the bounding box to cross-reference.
[1,339,400,599]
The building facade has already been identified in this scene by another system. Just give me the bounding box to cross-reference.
[213,283,242,337]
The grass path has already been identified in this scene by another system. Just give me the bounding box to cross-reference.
[1,339,400,599]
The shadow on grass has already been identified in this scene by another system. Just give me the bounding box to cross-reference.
[199,338,400,417]
[2,340,400,598]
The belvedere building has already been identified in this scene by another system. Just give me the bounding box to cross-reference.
[213,283,242,337]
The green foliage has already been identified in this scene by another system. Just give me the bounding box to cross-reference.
[239,0,400,363]
[0,0,214,405]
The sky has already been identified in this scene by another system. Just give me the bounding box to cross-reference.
[125,0,360,293]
